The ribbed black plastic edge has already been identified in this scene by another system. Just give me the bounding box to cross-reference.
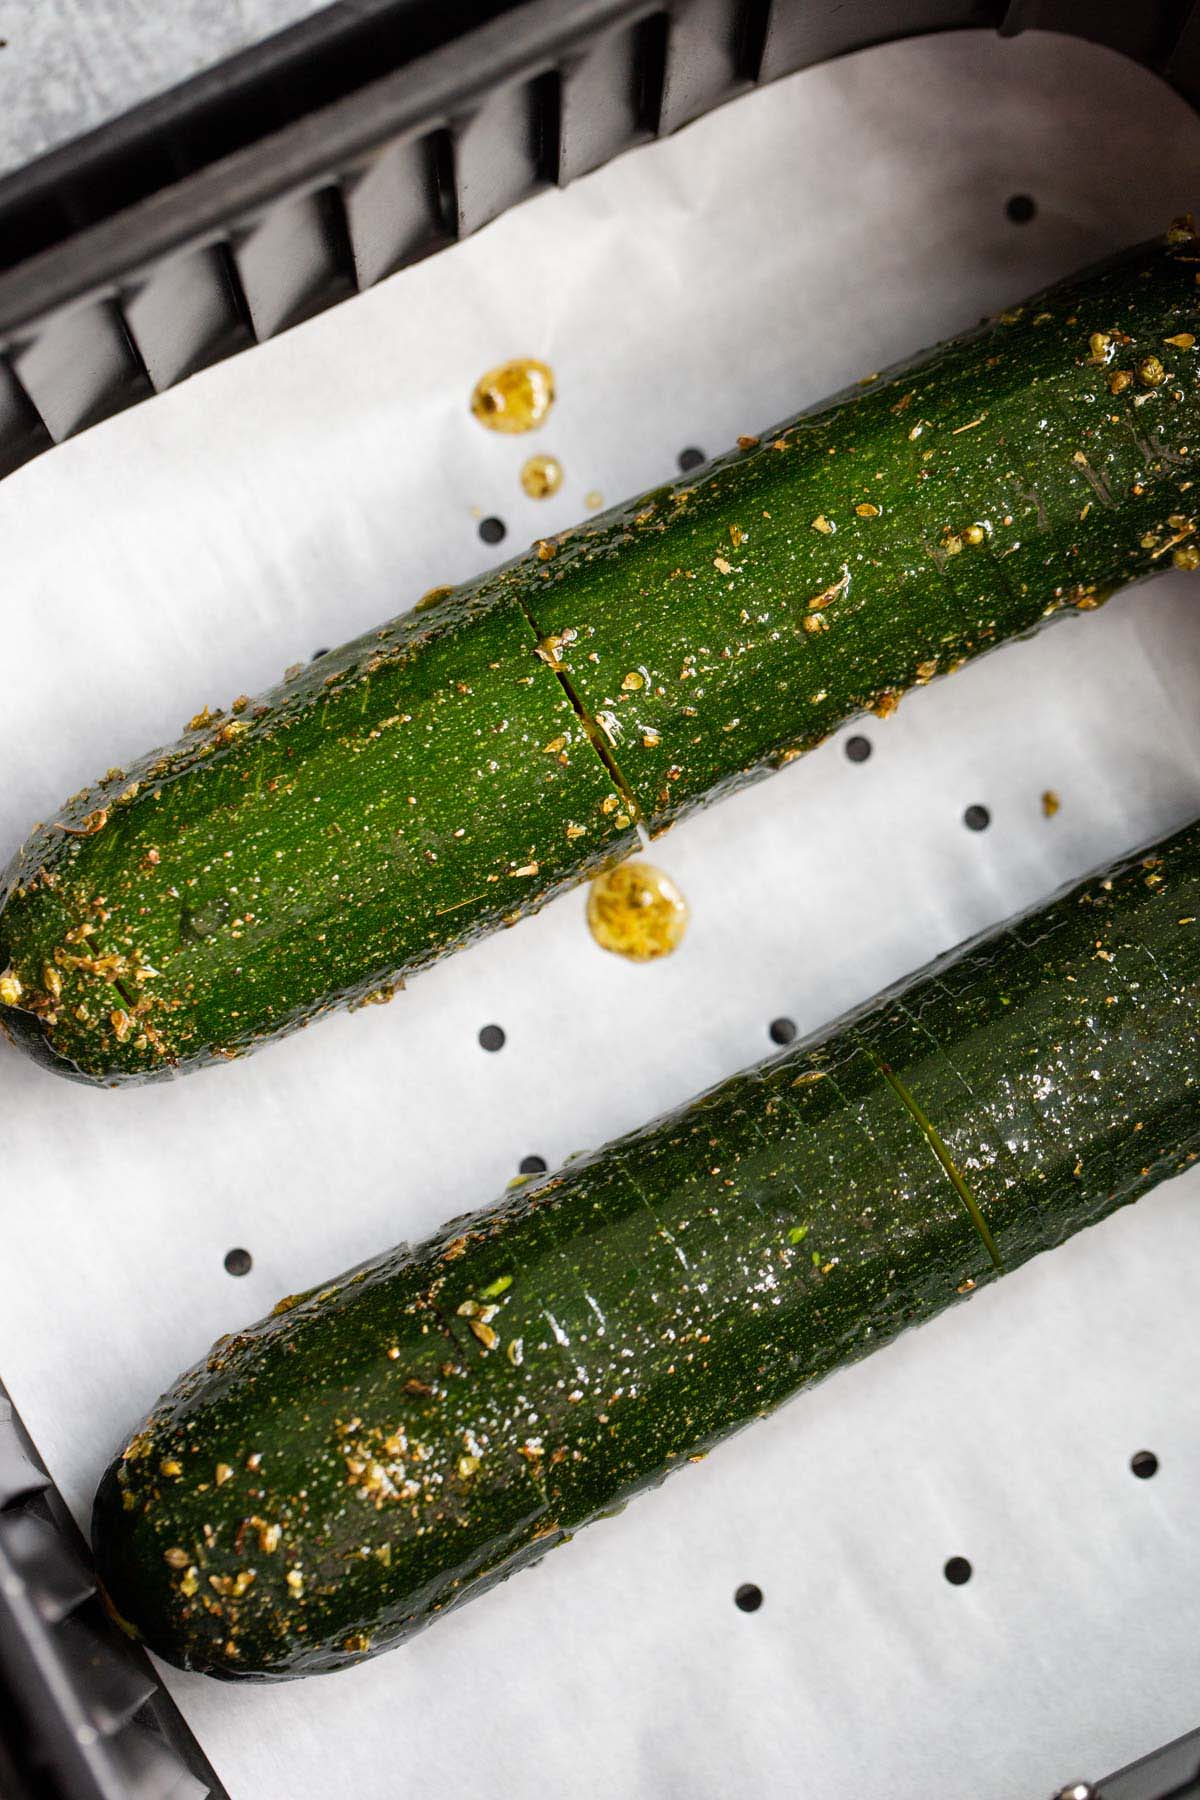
[0,0,1196,479]
[0,1381,227,1800]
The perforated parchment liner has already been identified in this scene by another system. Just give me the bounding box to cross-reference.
[1,28,1199,1800]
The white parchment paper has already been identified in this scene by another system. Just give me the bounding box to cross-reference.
[1,27,1199,1799]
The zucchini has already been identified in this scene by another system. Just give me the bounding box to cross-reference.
[4,229,1199,1084]
[92,817,1200,1678]
[0,593,637,1082]
[529,230,1200,825]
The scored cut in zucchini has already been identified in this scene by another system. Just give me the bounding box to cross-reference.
[525,229,1200,825]
[0,592,637,1081]
[3,227,1198,1084]
[92,816,1200,1678]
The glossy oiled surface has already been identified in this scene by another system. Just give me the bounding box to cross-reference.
[2,233,1197,1083]
[525,236,1200,824]
[92,818,1200,1678]
[0,589,634,1081]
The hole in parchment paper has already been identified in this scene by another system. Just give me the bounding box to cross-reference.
[963,804,991,832]
[769,1018,797,1046]
[1130,1449,1159,1479]
[311,646,330,660]
[845,735,872,764]
[943,1556,972,1586]
[734,1583,763,1612]
[1005,194,1037,224]
[479,516,507,545]
[224,1247,253,1277]
[519,1154,547,1174]
[479,1023,506,1052]
[678,447,705,472]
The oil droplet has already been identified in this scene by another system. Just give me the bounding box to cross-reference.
[471,358,555,433]
[521,453,564,499]
[587,861,688,962]
[585,490,603,510]
[414,585,455,612]
[1041,789,1060,819]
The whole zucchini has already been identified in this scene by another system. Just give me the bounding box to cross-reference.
[5,228,1199,1084]
[92,816,1200,1678]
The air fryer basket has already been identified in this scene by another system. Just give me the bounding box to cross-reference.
[2,5,1200,1798]
[0,0,1198,479]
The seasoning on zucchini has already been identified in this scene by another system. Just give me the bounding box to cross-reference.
[92,816,1200,1678]
[0,593,638,1083]
[5,226,1199,1085]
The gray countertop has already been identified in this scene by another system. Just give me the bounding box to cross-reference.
[0,0,328,177]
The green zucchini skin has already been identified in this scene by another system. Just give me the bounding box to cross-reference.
[525,233,1200,825]
[5,230,1198,1084]
[92,818,1200,1678]
[0,591,635,1083]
